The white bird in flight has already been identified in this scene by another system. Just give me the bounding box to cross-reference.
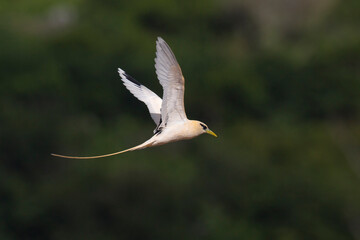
[51,37,217,159]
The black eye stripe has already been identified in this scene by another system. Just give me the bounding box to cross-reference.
[200,123,207,130]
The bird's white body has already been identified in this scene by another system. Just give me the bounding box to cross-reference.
[152,120,205,145]
[52,37,217,159]
[122,120,207,153]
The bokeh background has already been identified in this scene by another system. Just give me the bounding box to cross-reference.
[1,0,360,239]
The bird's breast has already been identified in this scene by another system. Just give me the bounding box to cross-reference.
[155,122,200,145]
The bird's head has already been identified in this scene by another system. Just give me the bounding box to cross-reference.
[191,121,217,138]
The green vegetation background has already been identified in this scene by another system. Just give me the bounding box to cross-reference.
[1,0,360,239]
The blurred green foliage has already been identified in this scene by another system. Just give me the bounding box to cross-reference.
[1,0,360,239]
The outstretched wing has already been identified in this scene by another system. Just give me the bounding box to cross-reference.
[118,68,162,125]
[154,37,187,128]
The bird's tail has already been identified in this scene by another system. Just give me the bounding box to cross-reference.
[51,138,156,159]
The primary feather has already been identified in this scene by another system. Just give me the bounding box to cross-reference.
[118,68,162,125]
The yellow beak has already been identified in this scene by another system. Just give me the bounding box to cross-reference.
[206,129,218,137]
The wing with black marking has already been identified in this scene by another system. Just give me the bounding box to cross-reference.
[118,68,162,125]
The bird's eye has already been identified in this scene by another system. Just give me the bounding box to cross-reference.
[200,123,207,130]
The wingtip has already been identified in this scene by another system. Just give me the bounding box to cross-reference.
[156,37,166,47]
[118,69,142,87]
[118,68,126,79]
[118,68,124,74]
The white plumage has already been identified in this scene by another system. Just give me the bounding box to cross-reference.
[118,68,162,126]
[155,37,187,126]
[52,37,217,159]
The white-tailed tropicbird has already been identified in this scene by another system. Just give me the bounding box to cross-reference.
[52,37,217,159]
